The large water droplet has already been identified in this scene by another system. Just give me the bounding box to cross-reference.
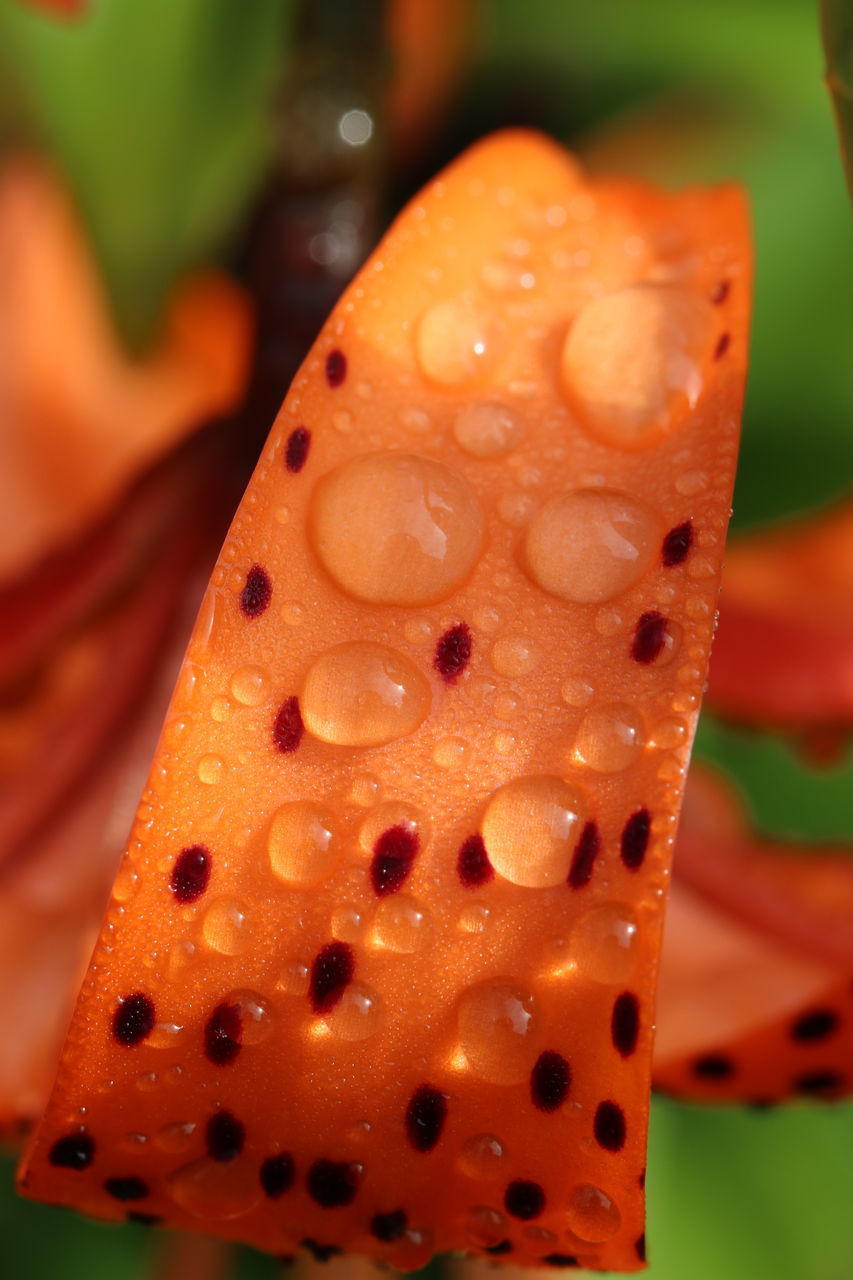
[456,979,537,1084]
[372,895,431,953]
[202,898,252,955]
[309,453,484,605]
[458,1133,507,1179]
[302,642,430,747]
[573,703,645,773]
[482,776,586,887]
[166,1157,260,1221]
[453,402,525,458]
[416,299,503,387]
[561,285,716,449]
[566,1184,621,1242]
[570,903,639,983]
[524,489,661,604]
[268,801,340,886]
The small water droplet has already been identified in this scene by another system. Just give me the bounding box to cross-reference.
[473,605,501,632]
[332,409,353,434]
[310,453,484,605]
[359,802,427,854]
[457,980,537,1084]
[651,717,687,749]
[497,490,535,526]
[321,982,384,1042]
[280,601,304,626]
[210,697,231,722]
[561,677,594,707]
[276,960,309,996]
[566,1183,621,1242]
[457,904,491,935]
[676,470,707,496]
[301,642,431,747]
[493,691,522,720]
[467,1205,508,1248]
[156,1122,196,1154]
[331,903,366,943]
[416,299,503,387]
[202,898,252,956]
[148,1021,184,1050]
[230,665,269,706]
[197,754,224,785]
[458,1133,507,1179]
[432,736,469,770]
[166,1157,260,1221]
[489,636,541,678]
[454,402,525,458]
[349,773,381,807]
[524,489,661,603]
[113,860,140,904]
[268,801,340,887]
[574,703,645,773]
[372,895,431,953]
[400,406,431,433]
[569,903,640,983]
[482,775,586,887]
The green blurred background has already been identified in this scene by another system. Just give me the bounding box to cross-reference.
[0,0,851,1277]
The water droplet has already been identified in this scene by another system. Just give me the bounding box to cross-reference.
[676,469,707,496]
[651,717,688,749]
[301,642,430,747]
[148,1021,184,1049]
[225,990,274,1045]
[387,1228,435,1271]
[156,1122,196,1154]
[574,704,645,773]
[202,898,252,956]
[493,731,516,755]
[561,677,594,707]
[197,754,224,785]
[473,605,501,632]
[168,939,196,978]
[268,801,340,887]
[349,773,381,807]
[497,490,535,526]
[113,860,139,904]
[332,409,353,434]
[230,665,269,706]
[570,903,639,983]
[331,903,366,943]
[489,636,541,678]
[482,776,586,887]
[416,299,503,387]
[321,982,383,1041]
[433,736,469,770]
[280,601,304,626]
[166,1157,260,1221]
[457,904,491,935]
[372,895,431,953]
[310,453,484,605]
[493,691,522,720]
[458,1133,507,1179]
[454,402,525,458]
[524,489,661,604]
[467,1206,508,1248]
[276,960,309,996]
[359,802,427,854]
[457,979,537,1084]
[401,406,431,433]
[561,285,716,449]
[522,1227,559,1256]
[136,1072,158,1093]
[210,697,231,722]
[566,1183,621,1242]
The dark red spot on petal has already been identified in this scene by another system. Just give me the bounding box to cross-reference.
[711,280,730,305]
[714,332,731,360]
[457,833,494,888]
[309,941,354,1015]
[504,1179,546,1220]
[371,1209,408,1242]
[273,696,304,754]
[693,1053,735,1080]
[371,825,419,897]
[112,992,155,1047]
[285,427,311,474]
[126,1212,161,1226]
[260,1153,295,1198]
[204,1001,242,1066]
[206,1110,245,1162]
[611,992,640,1058]
[543,1257,580,1269]
[621,809,650,871]
[568,821,599,889]
[631,611,669,664]
[301,1240,342,1262]
[434,623,472,683]
[794,1070,844,1096]
[405,1084,447,1152]
[593,1100,626,1152]
[790,1009,839,1043]
[485,1241,514,1256]
[325,349,347,388]
[635,1233,647,1262]
[306,1159,360,1207]
[170,844,210,903]
[240,564,272,618]
[662,520,693,567]
[530,1050,571,1112]
[49,1132,94,1171]
[104,1177,148,1202]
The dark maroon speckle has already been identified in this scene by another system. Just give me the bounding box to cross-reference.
[405,1084,447,1152]
[49,1132,94,1171]
[325,348,347,388]
[104,1177,148,1202]
[240,564,272,618]
[306,1159,360,1208]
[434,623,473,683]
[662,520,693,567]
[205,1001,242,1066]
[127,1212,161,1226]
[621,809,651,871]
[711,280,730,305]
[371,1209,408,1242]
[530,1050,571,1112]
[790,1009,839,1043]
[631,611,669,664]
[636,1234,647,1263]
[457,833,494,888]
[206,1110,245,1162]
[593,1100,626,1152]
[543,1257,580,1269]
[309,941,354,1015]
[568,821,599,889]
[112,992,155,1047]
[504,1179,546,1220]
[170,844,210,903]
[485,1241,514,1256]
[714,332,731,360]
[260,1153,295,1198]
[794,1071,843,1096]
[693,1053,735,1080]
[301,1240,342,1262]
[273,696,304,754]
[285,427,312,473]
[611,992,640,1058]
[371,825,419,897]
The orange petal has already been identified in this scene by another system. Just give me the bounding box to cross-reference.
[19,131,750,1272]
